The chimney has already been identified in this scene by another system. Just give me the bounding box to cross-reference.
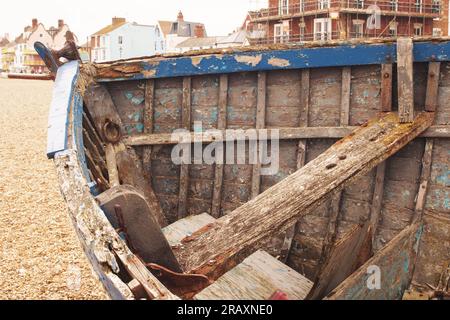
[32,19,38,29]
[112,17,126,25]
[177,11,184,22]
[194,24,205,38]
[58,19,64,29]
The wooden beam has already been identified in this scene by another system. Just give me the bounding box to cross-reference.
[412,139,434,223]
[105,143,120,187]
[211,75,228,218]
[124,126,450,146]
[340,67,351,126]
[397,38,415,123]
[425,62,441,112]
[280,69,310,263]
[175,112,434,281]
[369,163,387,244]
[251,72,267,199]
[142,79,155,178]
[381,64,393,112]
[178,77,192,219]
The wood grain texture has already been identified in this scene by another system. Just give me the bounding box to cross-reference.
[105,143,120,187]
[175,112,434,281]
[397,38,415,123]
[163,213,216,247]
[211,75,228,218]
[195,250,313,300]
[142,79,155,177]
[327,223,423,300]
[307,222,372,300]
[178,77,192,219]
[340,67,351,126]
[381,64,393,112]
[413,139,434,223]
[425,62,441,112]
[251,72,267,199]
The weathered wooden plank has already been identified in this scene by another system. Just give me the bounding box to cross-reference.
[307,222,372,300]
[178,77,192,219]
[425,62,441,112]
[163,213,216,247]
[251,72,267,199]
[326,223,423,300]
[94,40,450,82]
[211,75,228,218]
[340,67,351,126]
[280,69,310,263]
[124,126,450,146]
[175,112,434,281]
[381,64,393,112]
[142,79,155,177]
[369,163,387,243]
[412,139,435,223]
[105,143,120,187]
[195,250,313,300]
[397,38,415,123]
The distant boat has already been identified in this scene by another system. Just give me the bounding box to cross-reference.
[37,38,450,301]
[7,73,53,80]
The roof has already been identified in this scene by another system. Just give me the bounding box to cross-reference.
[158,20,206,37]
[0,38,9,47]
[218,30,247,45]
[176,37,221,49]
[92,21,127,36]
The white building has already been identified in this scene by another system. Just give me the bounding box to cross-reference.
[175,29,248,53]
[158,11,207,53]
[90,17,163,63]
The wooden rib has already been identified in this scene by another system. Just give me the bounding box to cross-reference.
[84,147,109,189]
[178,77,192,219]
[340,67,351,126]
[280,69,310,263]
[412,139,434,224]
[319,66,352,266]
[397,38,415,123]
[251,72,267,199]
[83,128,107,174]
[211,75,228,218]
[425,62,441,112]
[83,112,104,155]
[142,79,155,178]
[124,126,450,146]
[175,112,435,282]
[369,64,393,244]
[381,64,393,112]
[105,143,120,187]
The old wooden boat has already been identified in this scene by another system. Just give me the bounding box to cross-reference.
[38,37,450,300]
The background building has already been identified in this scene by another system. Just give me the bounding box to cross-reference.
[158,11,208,52]
[175,29,248,53]
[90,17,163,63]
[246,0,444,44]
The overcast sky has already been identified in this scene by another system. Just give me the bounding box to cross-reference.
[0,0,268,42]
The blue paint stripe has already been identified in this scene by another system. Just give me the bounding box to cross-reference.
[97,41,450,82]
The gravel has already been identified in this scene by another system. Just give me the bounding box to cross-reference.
[0,79,107,300]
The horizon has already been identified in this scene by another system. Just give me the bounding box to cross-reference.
[0,0,268,43]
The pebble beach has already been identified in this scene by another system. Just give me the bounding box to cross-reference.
[0,78,107,300]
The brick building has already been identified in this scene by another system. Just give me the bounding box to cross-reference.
[246,0,445,44]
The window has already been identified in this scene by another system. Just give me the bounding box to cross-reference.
[354,0,364,9]
[118,36,123,45]
[274,21,290,43]
[432,0,441,13]
[299,22,306,41]
[414,24,423,37]
[415,0,422,13]
[314,18,332,41]
[390,0,398,11]
[278,0,289,15]
[318,0,330,10]
[389,22,398,37]
[433,28,442,37]
[352,21,364,38]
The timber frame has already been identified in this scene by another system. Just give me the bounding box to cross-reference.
[47,38,450,300]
